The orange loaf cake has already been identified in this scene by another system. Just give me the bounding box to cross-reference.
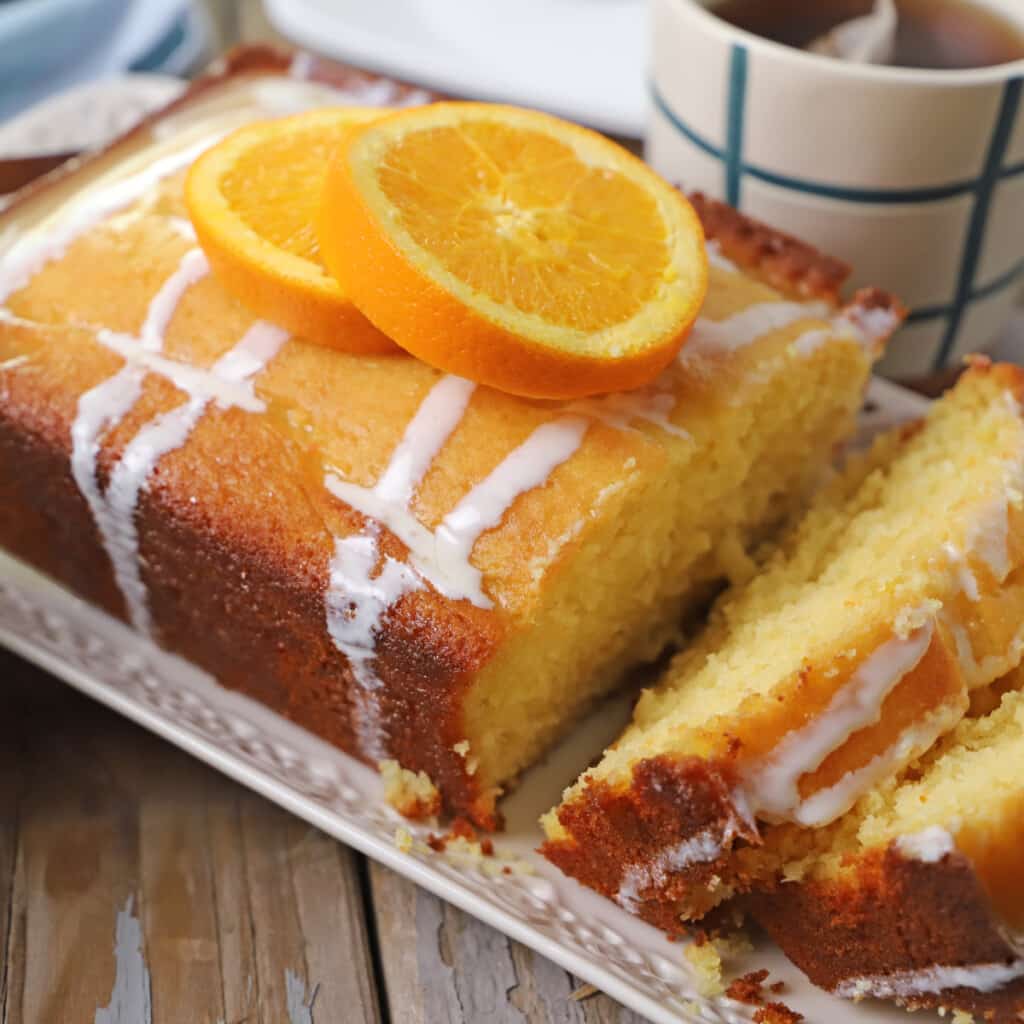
[0,49,899,827]
[750,665,1024,1022]
[543,363,1024,921]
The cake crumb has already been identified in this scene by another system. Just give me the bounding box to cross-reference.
[770,981,786,994]
[438,833,533,877]
[712,930,754,960]
[753,1002,803,1024]
[380,759,442,818]
[726,969,770,1005]
[570,983,598,1002]
[450,817,477,841]
[684,942,724,997]
[951,1011,975,1024]
[393,826,414,853]
[451,740,480,777]
[893,599,941,638]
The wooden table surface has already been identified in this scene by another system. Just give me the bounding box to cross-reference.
[0,652,648,1024]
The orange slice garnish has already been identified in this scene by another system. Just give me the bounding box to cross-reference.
[318,102,708,398]
[185,108,396,353]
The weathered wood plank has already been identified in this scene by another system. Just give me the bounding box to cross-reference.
[0,654,382,1024]
[203,780,260,1024]
[136,746,224,1023]
[3,660,141,1024]
[369,862,650,1023]
[286,822,382,1024]
[236,792,318,1023]
[237,790,382,1024]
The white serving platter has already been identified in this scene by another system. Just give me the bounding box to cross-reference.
[263,0,649,137]
[0,379,935,1024]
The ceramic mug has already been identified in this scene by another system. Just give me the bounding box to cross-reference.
[647,0,1024,377]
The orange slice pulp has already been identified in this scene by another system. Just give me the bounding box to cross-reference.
[317,102,708,398]
[185,107,396,353]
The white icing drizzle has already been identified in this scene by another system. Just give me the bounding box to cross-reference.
[167,216,197,242]
[431,417,589,605]
[790,327,832,356]
[616,822,737,913]
[323,376,474,758]
[93,327,285,412]
[837,959,1024,1000]
[326,527,423,762]
[950,619,978,677]
[795,715,950,828]
[0,71,435,310]
[103,321,287,634]
[613,791,757,911]
[71,366,151,618]
[835,303,902,352]
[0,139,220,305]
[323,381,587,756]
[69,249,287,636]
[102,394,209,634]
[374,375,477,505]
[895,825,956,864]
[950,595,1024,686]
[327,413,588,609]
[970,496,1012,583]
[569,292,835,439]
[681,300,833,363]
[567,385,691,440]
[133,248,209,349]
[742,618,934,825]
[944,541,982,601]
[793,300,900,359]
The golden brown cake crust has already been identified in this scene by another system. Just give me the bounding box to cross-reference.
[0,50,505,822]
[541,618,965,928]
[540,754,758,933]
[0,45,887,831]
[0,372,503,826]
[689,192,906,343]
[688,192,849,303]
[748,846,1024,1022]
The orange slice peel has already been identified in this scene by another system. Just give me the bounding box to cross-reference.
[185,107,397,354]
[317,102,708,398]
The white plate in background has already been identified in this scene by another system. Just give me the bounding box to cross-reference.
[264,0,649,137]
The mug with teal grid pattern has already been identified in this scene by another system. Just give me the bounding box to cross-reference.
[647,0,1024,378]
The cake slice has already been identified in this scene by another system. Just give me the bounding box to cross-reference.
[750,665,1024,1022]
[543,362,1024,920]
[0,48,897,827]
